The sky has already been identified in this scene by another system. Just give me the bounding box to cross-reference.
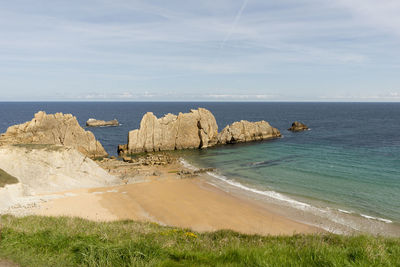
[0,0,400,101]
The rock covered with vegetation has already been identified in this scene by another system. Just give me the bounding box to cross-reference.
[0,111,108,158]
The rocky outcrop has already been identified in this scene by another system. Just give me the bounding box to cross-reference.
[177,168,215,179]
[121,153,176,166]
[288,121,309,132]
[121,108,218,154]
[86,118,119,127]
[120,108,282,154]
[0,111,108,158]
[0,145,119,213]
[217,120,281,144]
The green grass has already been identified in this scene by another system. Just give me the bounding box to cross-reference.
[0,216,399,267]
[0,168,19,188]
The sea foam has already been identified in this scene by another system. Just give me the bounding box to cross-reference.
[179,158,394,232]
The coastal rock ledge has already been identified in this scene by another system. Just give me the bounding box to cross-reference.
[0,111,108,158]
[119,108,281,155]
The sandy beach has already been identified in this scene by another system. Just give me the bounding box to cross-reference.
[33,161,320,236]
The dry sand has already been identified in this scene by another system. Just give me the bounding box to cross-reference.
[33,164,320,235]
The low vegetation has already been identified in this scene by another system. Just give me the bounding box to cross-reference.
[0,168,19,188]
[0,215,399,266]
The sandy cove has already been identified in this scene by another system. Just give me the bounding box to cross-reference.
[33,160,320,236]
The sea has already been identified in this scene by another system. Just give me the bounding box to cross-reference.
[0,102,399,236]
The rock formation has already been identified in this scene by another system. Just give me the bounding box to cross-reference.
[0,111,108,158]
[217,120,281,144]
[86,118,119,127]
[0,145,119,213]
[120,108,282,155]
[121,108,218,154]
[288,121,309,132]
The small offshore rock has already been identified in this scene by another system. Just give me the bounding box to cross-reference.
[288,121,309,132]
[86,118,119,127]
[218,120,281,144]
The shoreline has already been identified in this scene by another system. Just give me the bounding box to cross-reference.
[193,163,400,237]
[4,151,399,237]
[31,158,321,236]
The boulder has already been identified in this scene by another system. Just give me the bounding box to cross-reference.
[86,118,119,127]
[0,111,108,158]
[288,121,309,132]
[121,108,218,154]
[218,120,281,144]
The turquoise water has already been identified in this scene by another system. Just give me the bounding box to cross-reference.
[180,140,400,224]
[1,102,399,234]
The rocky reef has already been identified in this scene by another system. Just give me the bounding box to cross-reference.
[0,111,108,158]
[86,118,119,127]
[288,121,309,132]
[119,108,281,155]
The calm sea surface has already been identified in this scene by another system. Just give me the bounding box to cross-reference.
[1,102,399,234]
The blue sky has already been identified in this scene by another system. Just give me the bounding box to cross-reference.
[0,0,399,101]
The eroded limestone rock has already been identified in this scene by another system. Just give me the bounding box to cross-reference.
[217,120,281,144]
[122,108,218,154]
[0,111,108,158]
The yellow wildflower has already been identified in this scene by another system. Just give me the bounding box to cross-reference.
[185,232,198,238]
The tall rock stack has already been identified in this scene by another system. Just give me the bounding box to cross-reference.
[125,108,219,154]
[0,111,108,158]
[120,108,282,155]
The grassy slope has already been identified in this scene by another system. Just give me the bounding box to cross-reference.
[0,216,399,266]
[0,169,19,188]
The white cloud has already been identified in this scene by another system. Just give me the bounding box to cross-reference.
[1,0,400,100]
[333,0,400,37]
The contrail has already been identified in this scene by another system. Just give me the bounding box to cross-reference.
[219,0,249,50]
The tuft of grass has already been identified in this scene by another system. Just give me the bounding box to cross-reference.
[0,168,19,188]
[92,156,106,161]
[0,216,399,266]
